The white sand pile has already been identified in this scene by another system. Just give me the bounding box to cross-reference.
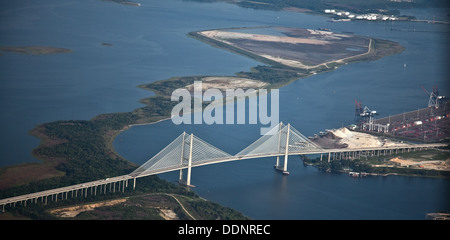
[329,128,410,149]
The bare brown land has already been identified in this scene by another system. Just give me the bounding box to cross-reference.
[0,161,65,190]
[198,27,372,69]
[0,125,66,190]
[282,7,313,13]
[50,198,128,218]
[388,157,450,171]
[0,46,72,55]
[185,76,267,92]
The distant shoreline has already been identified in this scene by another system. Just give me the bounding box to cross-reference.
[0,46,72,55]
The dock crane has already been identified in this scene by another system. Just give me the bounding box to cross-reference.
[354,99,363,122]
[421,86,446,108]
[354,99,387,132]
[354,99,377,124]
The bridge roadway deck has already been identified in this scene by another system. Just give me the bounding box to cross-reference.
[133,143,446,178]
[0,175,133,209]
[0,143,446,209]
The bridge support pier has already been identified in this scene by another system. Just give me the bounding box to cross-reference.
[186,134,194,187]
[282,149,289,175]
[179,133,195,187]
[274,123,290,175]
[274,123,282,169]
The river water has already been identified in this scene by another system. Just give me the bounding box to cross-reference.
[1,0,449,219]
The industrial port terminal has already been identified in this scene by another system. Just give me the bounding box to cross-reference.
[353,86,449,143]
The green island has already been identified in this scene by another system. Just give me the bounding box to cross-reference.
[0,26,417,220]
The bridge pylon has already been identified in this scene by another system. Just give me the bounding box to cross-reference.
[237,122,323,176]
[274,123,290,175]
[130,131,232,187]
[275,122,283,170]
[178,132,195,187]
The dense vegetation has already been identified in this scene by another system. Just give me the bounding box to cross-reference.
[5,176,249,220]
[237,66,305,85]
[188,197,250,220]
[0,77,241,219]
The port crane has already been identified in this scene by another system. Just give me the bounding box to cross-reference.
[354,99,363,122]
[354,100,387,132]
[421,86,446,108]
[354,99,377,124]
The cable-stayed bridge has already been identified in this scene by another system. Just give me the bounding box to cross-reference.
[130,123,323,185]
[1,123,446,211]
